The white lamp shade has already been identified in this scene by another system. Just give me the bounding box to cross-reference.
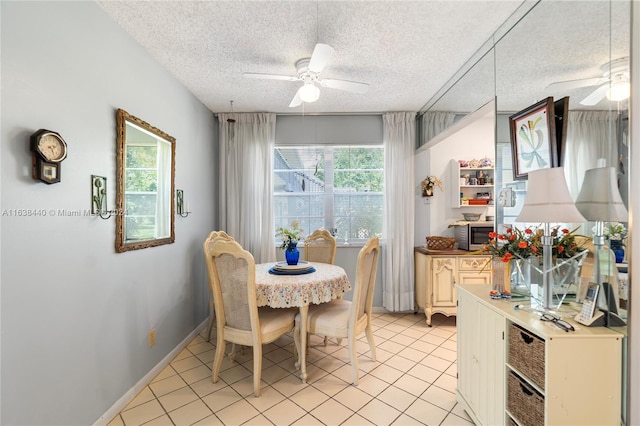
[516,167,586,223]
[575,166,628,222]
[298,83,320,103]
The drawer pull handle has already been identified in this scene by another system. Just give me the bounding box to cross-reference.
[519,382,534,396]
[520,332,534,344]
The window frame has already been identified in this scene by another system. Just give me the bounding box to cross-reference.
[273,144,384,244]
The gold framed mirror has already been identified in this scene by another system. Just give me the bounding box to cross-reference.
[116,109,175,253]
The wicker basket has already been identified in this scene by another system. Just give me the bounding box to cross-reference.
[508,323,545,390]
[425,236,456,251]
[507,371,545,426]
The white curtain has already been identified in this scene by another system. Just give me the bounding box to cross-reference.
[219,113,276,263]
[382,112,416,312]
[563,111,618,198]
[421,111,456,145]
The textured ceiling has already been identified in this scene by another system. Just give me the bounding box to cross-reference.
[97,1,630,115]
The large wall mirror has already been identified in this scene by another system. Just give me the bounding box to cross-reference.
[116,109,176,253]
[494,3,630,420]
[418,0,632,420]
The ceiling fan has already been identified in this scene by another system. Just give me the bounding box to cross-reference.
[243,43,369,107]
[545,57,630,106]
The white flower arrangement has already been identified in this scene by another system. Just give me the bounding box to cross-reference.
[275,220,304,249]
[601,222,628,242]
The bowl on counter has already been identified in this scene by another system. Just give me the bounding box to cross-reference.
[462,213,482,221]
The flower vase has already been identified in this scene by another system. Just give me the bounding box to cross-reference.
[491,259,511,293]
[423,187,434,197]
[610,240,624,263]
[285,241,300,265]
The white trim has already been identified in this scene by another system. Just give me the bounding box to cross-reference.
[628,3,639,425]
[92,320,208,426]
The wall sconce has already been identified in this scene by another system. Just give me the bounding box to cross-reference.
[91,175,114,219]
[176,189,190,217]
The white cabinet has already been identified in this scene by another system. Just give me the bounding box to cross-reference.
[457,284,623,426]
[450,159,495,208]
[414,249,491,326]
[457,289,505,426]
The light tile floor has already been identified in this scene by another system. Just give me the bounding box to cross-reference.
[108,312,473,426]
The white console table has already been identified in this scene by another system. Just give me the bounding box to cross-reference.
[456,284,623,426]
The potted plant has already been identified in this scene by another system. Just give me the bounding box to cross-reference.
[275,220,304,265]
[603,221,628,263]
[483,225,588,296]
[421,176,443,197]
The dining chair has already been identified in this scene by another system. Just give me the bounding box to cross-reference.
[304,229,338,345]
[202,231,235,341]
[294,236,380,385]
[304,229,337,264]
[205,239,296,397]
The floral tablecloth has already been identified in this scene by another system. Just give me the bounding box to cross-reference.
[255,262,351,308]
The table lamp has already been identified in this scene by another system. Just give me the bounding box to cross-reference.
[515,167,586,309]
[575,166,628,322]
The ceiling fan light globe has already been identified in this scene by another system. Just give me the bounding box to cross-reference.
[607,81,630,102]
[298,84,320,103]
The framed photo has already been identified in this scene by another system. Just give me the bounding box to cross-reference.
[554,96,569,165]
[509,97,558,180]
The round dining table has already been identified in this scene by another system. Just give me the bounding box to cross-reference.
[255,262,351,383]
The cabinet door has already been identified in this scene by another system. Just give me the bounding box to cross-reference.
[475,303,506,426]
[456,289,478,411]
[457,289,506,426]
[414,252,427,310]
[431,257,456,306]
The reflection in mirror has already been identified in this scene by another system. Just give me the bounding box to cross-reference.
[415,0,632,420]
[493,0,630,309]
[491,1,630,422]
[116,109,175,253]
[417,37,496,146]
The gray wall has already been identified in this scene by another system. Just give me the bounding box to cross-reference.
[1,2,217,424]
[276,115,383,145]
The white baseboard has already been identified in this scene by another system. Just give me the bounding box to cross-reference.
[93,319,208,426]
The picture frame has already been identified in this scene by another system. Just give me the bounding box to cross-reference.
[509,97,557,180]
[554,96,570,165]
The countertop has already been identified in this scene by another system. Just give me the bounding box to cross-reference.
[414,246,487,256]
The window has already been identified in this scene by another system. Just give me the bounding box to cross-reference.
[124,129,172,242]
[274,145,384,243]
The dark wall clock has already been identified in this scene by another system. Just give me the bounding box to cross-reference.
[30,129,68,184]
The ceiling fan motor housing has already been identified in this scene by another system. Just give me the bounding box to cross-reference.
[601,57,629,79]
[295,58,319,83]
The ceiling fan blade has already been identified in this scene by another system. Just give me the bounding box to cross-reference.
[308,43,335,73]
[579,84,610,106]
[289,89,302,108]
[320,78,369,94]
[545,76,605,92]
[243,72,298,82]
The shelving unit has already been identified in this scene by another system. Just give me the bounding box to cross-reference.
[450,159,495,208]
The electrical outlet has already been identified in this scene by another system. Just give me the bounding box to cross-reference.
[148,329,156,347]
